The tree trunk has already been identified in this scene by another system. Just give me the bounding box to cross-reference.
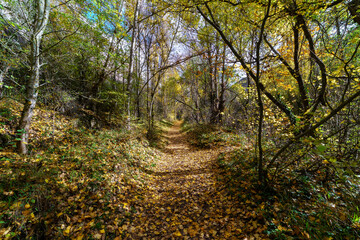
[218,44,226,123]
[126,0,139,130]
[0,64,10,97]
[148,73,162,131]
[348,0,360,25]
[293,21,309,112]
[17,0,50,154]
[255,0,271,184]
[207,47,217,124]
[197,5,297,126]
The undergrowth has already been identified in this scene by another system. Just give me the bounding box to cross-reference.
[0,99,160,239]
[182,122,246,148]
[146,119,173,148]
[217,148,360,239]
[181,121,360,239]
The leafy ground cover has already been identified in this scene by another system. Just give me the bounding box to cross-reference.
[1,99,359,239]
[125,121,270,239]
[185,122,360,239]
[217,142,360,239]
[0,99,160,239]
[182,122,247,149]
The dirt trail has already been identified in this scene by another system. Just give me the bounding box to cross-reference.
[127,122,266,239]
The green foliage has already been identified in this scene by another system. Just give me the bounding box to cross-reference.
[0,104,160,238]
[186,124,245,148]
[218,146,360,239]
[159,119,174,127]
[146,120,173,148]
[97,83,127,116]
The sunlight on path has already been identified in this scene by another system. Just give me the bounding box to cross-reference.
[126,122,268,239]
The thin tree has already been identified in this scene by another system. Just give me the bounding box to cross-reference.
[17,0,50,154]
[126,0,139,130]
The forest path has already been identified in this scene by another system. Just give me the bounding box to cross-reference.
[126,122,267,239]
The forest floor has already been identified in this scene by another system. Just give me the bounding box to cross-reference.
[1,99,359,239]
[1,98,358,239]
[125,121,268,239]
[0,100,268,239]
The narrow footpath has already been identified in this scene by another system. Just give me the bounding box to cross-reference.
[126,122,267,239]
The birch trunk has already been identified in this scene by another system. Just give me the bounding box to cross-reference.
[0,64,10,97]
[126,0,139,130]
[17,0,50,154]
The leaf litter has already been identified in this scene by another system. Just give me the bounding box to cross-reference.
[0,101,269,239]
[124,122,268,239]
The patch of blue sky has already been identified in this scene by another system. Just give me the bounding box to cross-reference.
[85,11,97,23]
[84,6,126,35]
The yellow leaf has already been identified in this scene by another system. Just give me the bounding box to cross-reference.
[173,231,182,237]
[100,229,105,234]
[64,226,71,235]
[210,229,217,235]
[22,208,30,215]
[278,225,286,231]
[94,233,102,239]
[76,235,84,240]
[25,203,31,209]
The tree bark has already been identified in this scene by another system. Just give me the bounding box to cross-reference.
[348,0,360,25]
[293,21,309,112]
[17,0,50,154]
[254,0,271,184]
[126,0,139,130]
[0,64,10,97]
[296,14,327,114]
[218,44,227,123]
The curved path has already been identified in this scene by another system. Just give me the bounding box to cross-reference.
[126,122,267,239]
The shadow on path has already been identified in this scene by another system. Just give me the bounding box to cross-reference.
[125,121,268,239]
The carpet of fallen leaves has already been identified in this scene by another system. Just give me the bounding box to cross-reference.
[0,99,159,239]
[0,101,268,239]
[2,99,358,239]
[122,122,269,239]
